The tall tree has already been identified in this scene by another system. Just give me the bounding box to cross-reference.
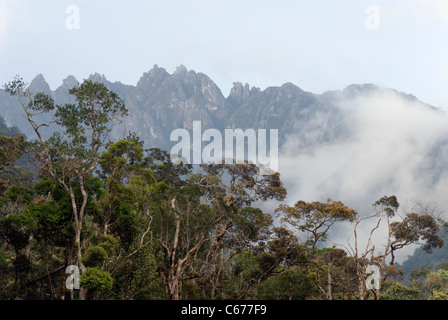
[275,199,358,299]
[276,199,358,252]
[194,162,287,299]
[340,195,445,300]
[96,135,158,300]
[4,77,128,299]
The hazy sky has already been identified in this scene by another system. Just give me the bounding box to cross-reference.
[1,0,448,109]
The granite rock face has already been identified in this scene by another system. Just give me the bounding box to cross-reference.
[0,65,439,152]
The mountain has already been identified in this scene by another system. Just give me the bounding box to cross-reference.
[1,65,445,200]
[0,114,23,138]
[396,232,448,285]
[2,65,434,152]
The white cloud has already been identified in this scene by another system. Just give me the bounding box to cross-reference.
[278,88,448,262]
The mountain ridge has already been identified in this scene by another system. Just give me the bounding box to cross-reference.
[17,65,436,109]
[2,66,448,269]
[0,65,442,152]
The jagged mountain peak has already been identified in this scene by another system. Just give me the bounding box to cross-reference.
[28,73,51,94]
[172,65,213,84]
[88,72,108,84]
[174,64,188,76]
[136,65,170,89]
[149,64,168,75]
[227,81,260,106]
[0,65,439,152]
[59,75,79,90]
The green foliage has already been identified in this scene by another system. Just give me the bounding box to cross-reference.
[257,268,315,300]
[93,234,119,257]
[277,199,358,250]
[82,246,108,267]
[391,213,444,254]
[112,203,138,248]
[80,267,113,291]
[234,251,261,280]
[5,185,33,204]
[229,207,272,250]
[29,201,74,247]
[380,282,420,300]
[98,136,155,251]
[33,177,54,196]
[427,269,448,295]
[54,80,128,156]
[0,213,36,251]
[374,195,399,217]
[84,177,104,198]
[433,291,448,300]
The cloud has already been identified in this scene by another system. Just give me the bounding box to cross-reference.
[277,88,448,262]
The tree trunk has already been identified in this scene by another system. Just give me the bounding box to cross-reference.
[61,246,69,300]
[69,182,87,300]
[327,269,332,300]
[357,268,366,300]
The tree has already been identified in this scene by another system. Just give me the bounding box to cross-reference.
[4,77,128,299]
[408,265,448,300]
[29,177,102,299]
[340,195,445,300]
[227,226,305,299]
[276,199,358,252]
[0,135,26,196]
[256,266,316,300]
[194,162,288,299]
[0,183,36,298]
[275,199,358,300]
[380,282,420,300]
[142,153,289,300]
[80,267,114,299]
[96,136,158,300]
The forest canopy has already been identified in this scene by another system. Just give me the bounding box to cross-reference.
[0,77,446,300]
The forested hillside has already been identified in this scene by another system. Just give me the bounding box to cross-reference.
[1,77,448,300]
[398,232,448,283]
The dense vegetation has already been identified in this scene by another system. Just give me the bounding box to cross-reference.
[1,77,447,300]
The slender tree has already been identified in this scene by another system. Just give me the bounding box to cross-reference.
[339,196,445,300]
[4,77,128,299]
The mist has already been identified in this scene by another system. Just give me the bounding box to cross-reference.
[277,87,448,263]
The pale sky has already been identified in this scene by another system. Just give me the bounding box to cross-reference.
[1,0,448,109]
